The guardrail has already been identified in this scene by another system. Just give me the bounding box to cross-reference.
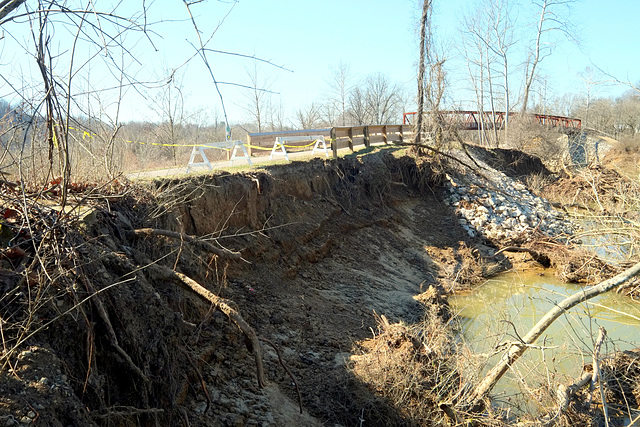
[246,124,413,159]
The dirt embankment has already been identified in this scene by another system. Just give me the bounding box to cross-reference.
[156,151,487,425]
[1,150,495,426]
[5,147,637,426]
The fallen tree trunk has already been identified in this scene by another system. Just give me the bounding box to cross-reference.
[466,260,640,411]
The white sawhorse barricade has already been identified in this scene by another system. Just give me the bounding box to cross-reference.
[187,140,252,173]
[269,135,329,161]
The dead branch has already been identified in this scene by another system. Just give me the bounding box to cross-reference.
[0,0,25,22]
[439,402,474,426]
[487,246,538,258]
[466,260,640,411]
[590,327,610,425]
[393,141,482,173]
[557,372,592,412]
[131,228,242,260]
[556,326,607,414]
[147,263,266,388]
[259,337,303,414]
[485,246,551,267]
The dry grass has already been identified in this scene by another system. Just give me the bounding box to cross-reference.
[540,165,640,270]
[349,287,508,426]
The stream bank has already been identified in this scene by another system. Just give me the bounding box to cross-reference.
[0,146,637,426]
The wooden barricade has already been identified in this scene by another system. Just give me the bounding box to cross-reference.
[246,129,331,157]
[246,124,413,160]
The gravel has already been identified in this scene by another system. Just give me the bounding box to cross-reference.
[442,157,574,242]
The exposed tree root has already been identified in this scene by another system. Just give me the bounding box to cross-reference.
[89,406,164,420]
[186,351,212,414]
[131,228,243,260]
[80,275,149,383]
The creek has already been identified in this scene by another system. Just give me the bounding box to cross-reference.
[449,268,640,414]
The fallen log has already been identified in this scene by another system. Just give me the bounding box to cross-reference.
[486,246,551,267]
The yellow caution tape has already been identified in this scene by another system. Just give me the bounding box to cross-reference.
[282,140,320,148]
[243,144,275,151]
[53,123,334,153]
[128,140,232,150]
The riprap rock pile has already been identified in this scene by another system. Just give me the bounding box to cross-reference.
[443,163,574,242]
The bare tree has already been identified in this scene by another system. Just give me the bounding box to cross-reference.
[365,73,401,125]
[487,0,516,141]
[521,0,576,113]
[294,102,323,129]
[414,0,447,148]
[414,0,433,146]
[150,68,187,164]
[461,12,489,145]
[348,86,368,126]
[325,61,354,126]
[0,0,172,192]
[266,97,287,132]
[461,0,516,147]
[242,63,275,133]
[576,66,601,131]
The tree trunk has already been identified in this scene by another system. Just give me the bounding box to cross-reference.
[521,0,547,114]
[414,0,432,147]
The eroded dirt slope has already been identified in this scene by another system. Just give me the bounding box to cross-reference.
[161,151,482,425]
[1,150,488,426]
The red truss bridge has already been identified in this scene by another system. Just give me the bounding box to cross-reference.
[403,111,582,132]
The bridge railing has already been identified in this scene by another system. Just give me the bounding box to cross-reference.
[403,111,581,131]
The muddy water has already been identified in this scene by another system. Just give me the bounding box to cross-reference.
[449,268,640,412]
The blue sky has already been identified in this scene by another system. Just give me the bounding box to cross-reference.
[1,0,638,125]
[149,0,420,123]
[148,0,640,123]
